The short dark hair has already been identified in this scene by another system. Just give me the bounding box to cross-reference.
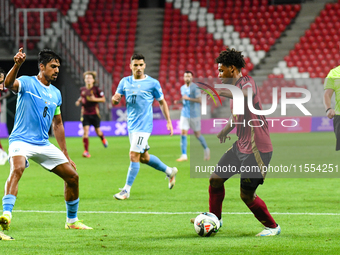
[131,53,145,62]
[184,70,193,76]
[0,67,5,76]
[38,49,62,66]
[215,48,245,71]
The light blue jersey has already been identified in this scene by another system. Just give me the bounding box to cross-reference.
[117,75,164,133]
[9,76,62,146]
[180,83,201,118]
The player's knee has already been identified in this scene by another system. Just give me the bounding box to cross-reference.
[209,177,223,188]
[140,156,148,164]
[67,172,79,187]
[240,191,255,204]
[129,152,140,162]
[10,165,25,179]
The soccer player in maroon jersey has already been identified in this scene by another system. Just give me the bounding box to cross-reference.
[75,71,108,158]
[0,67,10,165]
[201,48,280,236]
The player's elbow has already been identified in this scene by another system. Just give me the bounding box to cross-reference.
[4,80,13,89]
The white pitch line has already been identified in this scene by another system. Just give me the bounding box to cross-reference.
[12,210,340,216]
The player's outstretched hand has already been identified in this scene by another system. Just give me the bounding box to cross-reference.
[14,48,26,66]
[217,129,231,143]
[167,121,173,136]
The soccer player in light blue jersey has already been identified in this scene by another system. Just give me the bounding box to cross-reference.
[175,71,210,162]
[112,53,178,200]
[0,48,92,232]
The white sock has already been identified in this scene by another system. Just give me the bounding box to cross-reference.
[123,184,131,193]
[3,211,12,218]
[165,167,173,176]
[67,217,79,224]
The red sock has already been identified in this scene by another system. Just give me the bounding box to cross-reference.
[0,142,3,150]
[83,137,89,151]
[209,185,225,220]
[246,196,277,228]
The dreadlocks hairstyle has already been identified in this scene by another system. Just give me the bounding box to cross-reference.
[215,48,246,71]
[38,49,62,67]
[131,53,145,62]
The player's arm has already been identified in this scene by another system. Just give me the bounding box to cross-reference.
[111,92,122,105]
[52,112,77,170]
[75,96,82,106]
[182,95,201,103]
[217,114,235,143]
[174,98,183,104]
[159,98,173,136]
[4,48,26,93]
[86,94,106,103]
[323,88,335,119]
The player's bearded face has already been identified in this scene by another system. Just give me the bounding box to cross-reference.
[130,59,145,79]
[218,63,234,84]
[43,59,60,82]
[183,73,192,84]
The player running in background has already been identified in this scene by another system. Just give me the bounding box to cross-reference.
[194,48,280,236]
[175,71,210,162]
[75,71,108,158]
[0,48,92,231]
[323,65,340,150]
[0,67,10,165]
[112,53,178,200]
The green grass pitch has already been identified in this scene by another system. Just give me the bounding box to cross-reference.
[0,132,339,254]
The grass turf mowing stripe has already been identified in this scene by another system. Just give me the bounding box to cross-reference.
[12,210,340,215]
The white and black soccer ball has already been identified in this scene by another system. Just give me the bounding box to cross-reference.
[194,212,220,237]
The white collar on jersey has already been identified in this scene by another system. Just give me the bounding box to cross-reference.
[35,76,51,89]
[132,74,148,81]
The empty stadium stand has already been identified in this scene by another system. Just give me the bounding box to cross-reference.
[160,0,301,105]
[271,1,340,79]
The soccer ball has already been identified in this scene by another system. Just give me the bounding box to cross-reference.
[194,212,220,237]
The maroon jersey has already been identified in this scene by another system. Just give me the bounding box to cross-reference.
[80,86,104,115]
[230,76,273,154]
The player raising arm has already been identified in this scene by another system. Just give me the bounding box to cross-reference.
[111,53,177,200]
[0,48,92,233]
